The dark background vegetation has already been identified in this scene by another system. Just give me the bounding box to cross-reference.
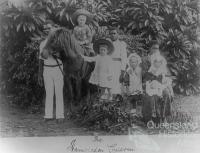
[0,0,200,108]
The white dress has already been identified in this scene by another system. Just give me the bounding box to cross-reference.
[84,55,113,88]
[110,40,127,94]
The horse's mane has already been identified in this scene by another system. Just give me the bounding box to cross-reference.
[43,27,93,77]
[44,27,84,58]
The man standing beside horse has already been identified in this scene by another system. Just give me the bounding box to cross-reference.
[109,27,128,101]
[38,36,65,124]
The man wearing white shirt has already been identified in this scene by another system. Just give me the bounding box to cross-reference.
[109,27,128,100]
[38,38,64,123]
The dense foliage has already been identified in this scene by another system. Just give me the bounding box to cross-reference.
[108,0,200,94]
[74,98,132,134]
[0,0,200,108]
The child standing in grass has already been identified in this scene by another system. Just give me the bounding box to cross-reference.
[124,53,143,116]
[81,39,114,100]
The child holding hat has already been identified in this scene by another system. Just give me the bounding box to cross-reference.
[72,9,94,56]
[81,39,114,100]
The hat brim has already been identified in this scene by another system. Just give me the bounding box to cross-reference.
[71,9,93,25]
[93,39,114,55]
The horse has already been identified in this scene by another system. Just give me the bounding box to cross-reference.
[41,27,95,113]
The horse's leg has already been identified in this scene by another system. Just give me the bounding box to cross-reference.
[87,83,92,105]
[82,79,90,105]
[64,76,73,115]
[84,62,95,104]
[75,76,82,103]
[79,79,90,106]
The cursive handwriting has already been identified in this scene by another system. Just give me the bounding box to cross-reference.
[107,144,135,153]
[93,135,103,142]
[66,139,135,153]
[67,139,104,152]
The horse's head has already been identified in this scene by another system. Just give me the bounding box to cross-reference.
[42,28,90,74]
[42,28,84,59]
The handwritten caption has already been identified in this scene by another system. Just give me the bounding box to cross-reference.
[66,138,135,153]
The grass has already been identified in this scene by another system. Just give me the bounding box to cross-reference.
[0,94,200,137]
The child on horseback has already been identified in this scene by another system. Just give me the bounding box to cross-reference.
[81,39,114,101]
[72,9,94,56]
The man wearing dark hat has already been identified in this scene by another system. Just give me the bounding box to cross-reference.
[109,27,128,100]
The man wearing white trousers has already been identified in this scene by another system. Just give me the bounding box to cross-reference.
[38,39,64,123]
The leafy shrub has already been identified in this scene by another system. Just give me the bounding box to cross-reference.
[76,100,131,133]
[120,33,147,56]
[13,40,44,106]
[108,0,200,95]
[0,38,44,107]
[162,29,200,95]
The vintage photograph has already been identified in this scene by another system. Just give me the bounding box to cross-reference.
[0,0,200,150]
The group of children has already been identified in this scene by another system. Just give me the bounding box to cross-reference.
[39,7,174,123]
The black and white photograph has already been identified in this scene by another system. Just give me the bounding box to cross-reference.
[0,0,200,152]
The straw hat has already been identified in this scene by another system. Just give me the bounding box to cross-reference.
[71,9,93,25]
[93,39,114,55]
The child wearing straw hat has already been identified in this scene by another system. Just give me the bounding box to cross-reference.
[81,39,114,100]
[72,9,94,56]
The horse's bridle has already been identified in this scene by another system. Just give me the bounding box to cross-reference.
[49,28,87,77]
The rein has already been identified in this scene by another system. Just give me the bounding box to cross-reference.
[46,28,90,78]
[52,54,65,76]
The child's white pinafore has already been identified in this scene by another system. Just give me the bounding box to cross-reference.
[89,55,113,88]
